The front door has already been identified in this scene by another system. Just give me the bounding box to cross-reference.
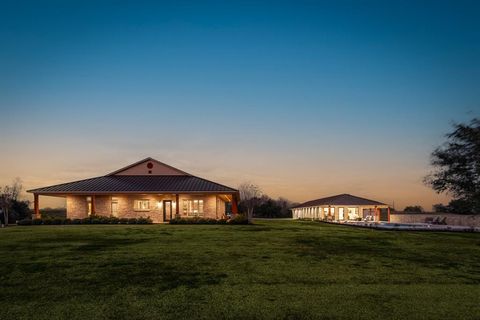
[163,200,172,221]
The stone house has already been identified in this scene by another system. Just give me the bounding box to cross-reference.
[28,157,239,223]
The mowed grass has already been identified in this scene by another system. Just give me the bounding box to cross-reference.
[0,220,479,320]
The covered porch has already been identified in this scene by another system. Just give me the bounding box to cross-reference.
[33,192,239,223]
[293,205,391,222]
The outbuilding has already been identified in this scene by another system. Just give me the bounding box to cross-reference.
[292,194,390,222]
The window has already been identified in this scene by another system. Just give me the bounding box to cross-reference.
[86,196,92,216]
[111,197,119,217]
[183,199,204,216]
[134,199,150,211]
[339,208,344,220]
[347,207,359,220]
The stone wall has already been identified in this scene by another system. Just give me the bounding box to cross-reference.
[390,213,480,227]
[66,196,88,219]
[65,194,229,223]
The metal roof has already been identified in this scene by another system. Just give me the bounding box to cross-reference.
[27,175,238,194]
[293,194,386,208]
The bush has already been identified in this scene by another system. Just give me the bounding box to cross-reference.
[228,214,249,225]
[17,215,153,226]
[17,218,32,226]
[137,217,153,224]
[71,219,82,225]
[32,219,43,225]
[169,215,249,225]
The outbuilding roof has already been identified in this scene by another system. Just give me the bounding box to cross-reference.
[293,194,386,208]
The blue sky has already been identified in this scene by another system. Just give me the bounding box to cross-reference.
[0,0,479,209]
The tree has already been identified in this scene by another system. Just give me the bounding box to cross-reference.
[238,182,262,222]
[432,203,449,213]
[10,200,31,221]
[403,205,424,213]
[424,118,480,214]
[0,178,23,227]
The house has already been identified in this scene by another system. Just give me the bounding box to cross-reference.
[27,157,239,223]
[292,194,390,222]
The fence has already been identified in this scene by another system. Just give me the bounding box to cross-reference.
[390,213,480,227]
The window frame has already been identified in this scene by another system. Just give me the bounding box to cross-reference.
[182,199,205,216]
[134,199,150,212]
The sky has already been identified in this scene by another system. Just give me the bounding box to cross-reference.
[0,0,479,210]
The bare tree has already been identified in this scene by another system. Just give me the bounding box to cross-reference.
[0,178,23,227]
[238,182,262,222]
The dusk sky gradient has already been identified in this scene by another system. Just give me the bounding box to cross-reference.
[1,0,479,210]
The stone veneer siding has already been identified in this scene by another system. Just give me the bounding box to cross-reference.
[66,194,228,223]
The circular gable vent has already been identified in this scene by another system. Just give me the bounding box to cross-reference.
[147,162,153,169]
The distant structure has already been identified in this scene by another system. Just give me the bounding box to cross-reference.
[292,194,390,222]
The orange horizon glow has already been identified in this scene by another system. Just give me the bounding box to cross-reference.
[0,154,451,212]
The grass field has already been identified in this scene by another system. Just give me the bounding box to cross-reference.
[0,220,479,320]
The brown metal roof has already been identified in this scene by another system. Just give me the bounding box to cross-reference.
[27,175,237,194]
[293,194,386,208]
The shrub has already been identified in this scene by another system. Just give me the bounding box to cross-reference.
[228,214,249,225]
[17,218,32,226]
[109,216,120,224]
[169,215,249,225]
[71,219,82,225]
[17,215,152,226]
[137,217,152,224]
[32,219,43,225]
[52,218,64,225]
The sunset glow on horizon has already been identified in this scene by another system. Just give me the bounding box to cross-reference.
[1,1,478,211]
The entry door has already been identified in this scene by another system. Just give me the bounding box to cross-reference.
[163,200,172,221]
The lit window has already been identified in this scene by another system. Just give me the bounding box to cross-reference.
[134,199,150,211]
[86,197,92,216]
[111,197,119,216]
[347,207,359,220]
[182,199,204,216]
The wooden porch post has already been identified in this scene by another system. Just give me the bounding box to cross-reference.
[34,194,40,219]
[91,195,96,215]
[232,194,238,214]
[175,194,179,217]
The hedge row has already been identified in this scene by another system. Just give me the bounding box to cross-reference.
[17,215,153,226]
[169,214,249,225]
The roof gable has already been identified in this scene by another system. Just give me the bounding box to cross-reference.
[107,157,190,176]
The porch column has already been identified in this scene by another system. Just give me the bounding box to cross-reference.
[387,207,391,222]
[232,194,239,214]
[91,195,96,215]
[175,194,179,216]
[34,194,40,219]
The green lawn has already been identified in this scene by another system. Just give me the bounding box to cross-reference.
[0,220,479,320]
